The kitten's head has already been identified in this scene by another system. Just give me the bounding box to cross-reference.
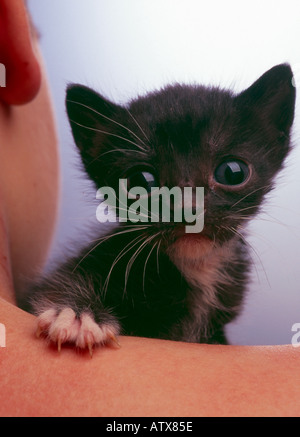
[66,64,295,253]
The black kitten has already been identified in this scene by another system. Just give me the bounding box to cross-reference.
[26,64,295,353]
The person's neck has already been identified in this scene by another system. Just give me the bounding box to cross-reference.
[0,201,15,304]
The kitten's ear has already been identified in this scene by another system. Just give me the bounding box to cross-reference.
[65,84,124,175]
[236,63,296,135]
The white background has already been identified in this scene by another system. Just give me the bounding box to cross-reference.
[29,0,300,345]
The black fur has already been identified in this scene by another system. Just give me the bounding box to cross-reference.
[25,64,295,345]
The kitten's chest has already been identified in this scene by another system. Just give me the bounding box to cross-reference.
[167,237,236,310]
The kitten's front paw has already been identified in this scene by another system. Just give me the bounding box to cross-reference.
[36,307,120,357]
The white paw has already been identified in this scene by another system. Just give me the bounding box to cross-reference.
[36,307,120,356]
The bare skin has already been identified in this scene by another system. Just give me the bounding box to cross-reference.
[1,299,300,417]
[0,0,299,418]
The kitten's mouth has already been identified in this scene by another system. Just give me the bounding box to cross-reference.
[173,224,213,242]
[165,225,215,260]
[176,232,213,248]
[168,231,214,261]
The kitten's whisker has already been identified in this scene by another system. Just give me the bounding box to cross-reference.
[87,147,148,168]
[142,233,162,292]
[67,99,149,150]
[239,225,298,280]
[143,240,159,293]
[113,191,160,222]
[226,225,271,288]
[102,233,147,297]
[235,205,261,214]
[156,237,162,275]
[84,225,150,244]
[225,215,253,222]
[231,184,272,209]
[236,224,278,251]
[69,118,147,153]
[72,226,149,272]
[96,148,148,158]
[220,224,261,282]
[261,202,300,219]
[124,233,157,296]
[125,108,150,143]
[262,212,300,235]
[114,205,151,221]
[227,212,300,236]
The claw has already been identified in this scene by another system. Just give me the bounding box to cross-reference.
[36,308,120,356]
[108,332,121,348]
[87,342,93,358]
[36,326,42,339]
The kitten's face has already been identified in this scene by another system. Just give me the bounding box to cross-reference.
[66,64,295,249]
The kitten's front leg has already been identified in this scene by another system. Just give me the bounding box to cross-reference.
[29,268,121,356]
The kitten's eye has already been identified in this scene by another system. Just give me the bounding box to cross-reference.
[214,160,250,186]
[127,170,157,194]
